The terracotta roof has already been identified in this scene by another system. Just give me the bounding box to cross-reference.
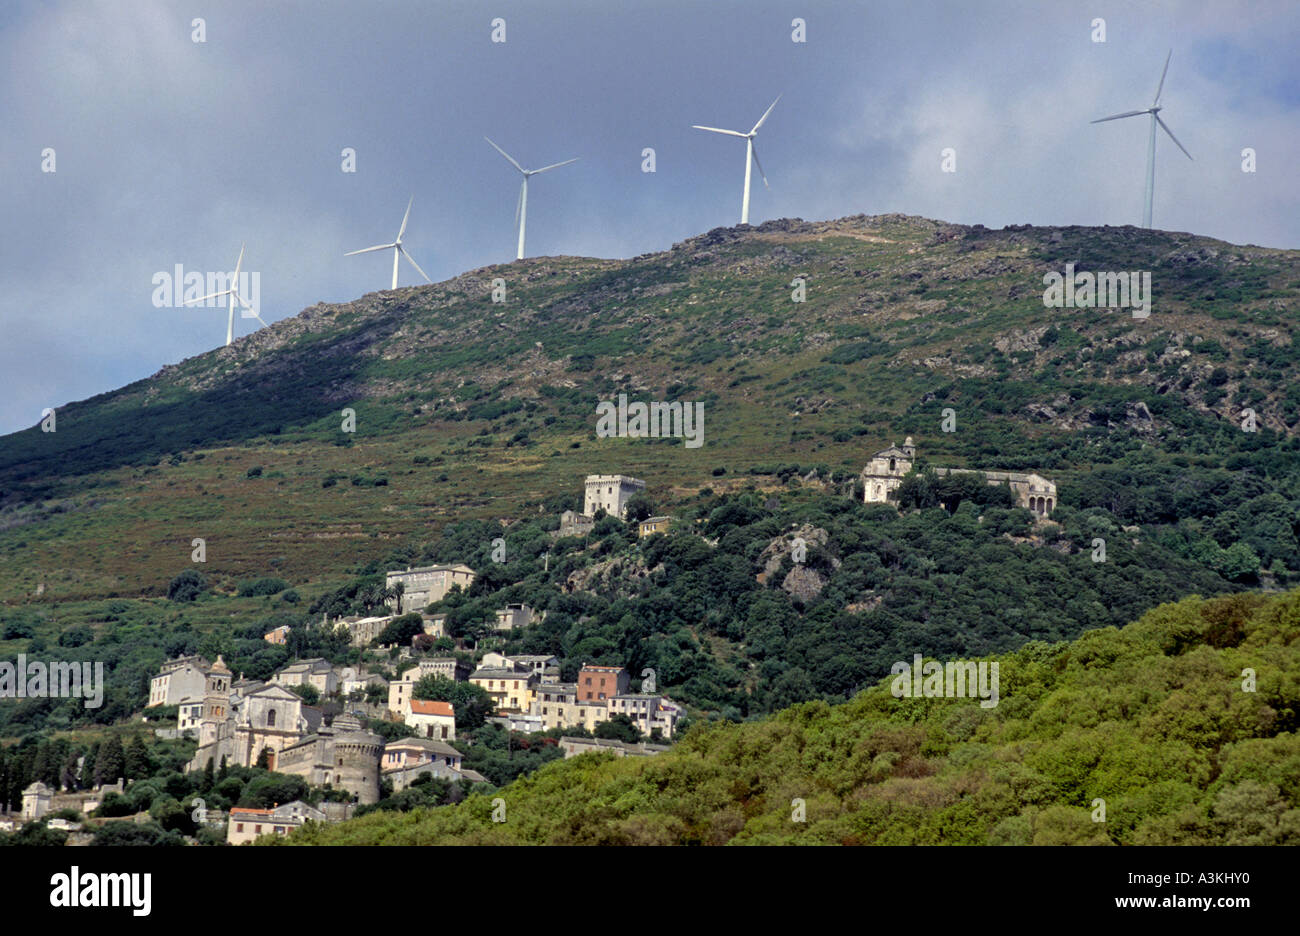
[409,699,454,717]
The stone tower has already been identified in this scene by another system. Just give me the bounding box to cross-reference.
[327,713,384,805]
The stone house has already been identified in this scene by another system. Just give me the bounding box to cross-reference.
[559,737,669,759]
[147,655,211,708]
[273,658,337,696]
[227,800,326,845]
[608,693,683,739]
[493,603,536,632]
[557,510,594,537]
[385,564,476,614]
[638,516,671,537]
[263,625,290,645]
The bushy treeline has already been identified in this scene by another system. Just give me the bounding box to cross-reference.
[342,484,1236,719]
[278,589,1300,845]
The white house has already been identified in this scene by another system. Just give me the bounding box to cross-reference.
[405,699,456,741]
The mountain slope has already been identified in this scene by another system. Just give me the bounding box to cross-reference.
[3,215,1298,603]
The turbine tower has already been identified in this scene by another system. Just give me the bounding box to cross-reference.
[345,196,433,290]
[693,95,781,225]
[484,137,578,260]
[183,243,267,347]
[1091,50,1193,228]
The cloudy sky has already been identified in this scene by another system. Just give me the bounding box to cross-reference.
[1,0,1296,436]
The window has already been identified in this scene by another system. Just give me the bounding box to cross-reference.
[267,708,277,727]
[236,823,244,833]
[255,825,262,834]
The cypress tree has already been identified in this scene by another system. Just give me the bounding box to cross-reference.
[124,735,151,779]
[94,735,125,786]
[80,742,99,790]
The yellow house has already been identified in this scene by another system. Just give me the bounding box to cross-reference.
[469,667,536,713]
[638,516,671,538]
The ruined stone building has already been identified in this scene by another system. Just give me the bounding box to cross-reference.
[861,437,1057,516]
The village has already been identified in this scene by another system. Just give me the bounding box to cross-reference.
[8,473,685,844]
[6,450,1056,845]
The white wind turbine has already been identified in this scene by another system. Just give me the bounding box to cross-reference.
[484,137,579,260]
[1091,50,1193,229]
[345,195,433,290]
[693,95,781,225]
[183,243,267,347]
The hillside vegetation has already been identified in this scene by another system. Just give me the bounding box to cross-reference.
[277,589,1300,845]
[2,215,1298,605]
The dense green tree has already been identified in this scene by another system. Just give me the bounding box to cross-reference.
[93,736,125,787]
[167,569,208,602]
[594,714,641,743]
[378,613,425,646]
[124,735,152,780]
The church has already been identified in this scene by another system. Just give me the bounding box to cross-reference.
[186,656,320,774]
[861,437,1057,516]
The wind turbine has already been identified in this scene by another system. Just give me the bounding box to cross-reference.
[484,137,578,260]
[1091,50,1193,228]
[183,243,267,347]
[693,95,781,225]
[345,195,433,290]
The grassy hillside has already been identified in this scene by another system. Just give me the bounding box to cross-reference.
[3,215,1298,605]
[277,589,1300,845]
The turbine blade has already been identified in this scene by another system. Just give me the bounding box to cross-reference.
[345,243,395,256]
[397,195,413,242]
[1155,114,1193,160]
[692,125,749,138]
[749,94,782,135]
[1090,110,1148,123]
[252,314,269,328]
[751,143,770,189]
[233,243,245,277]
[400,247,432,283]
[485,136,525,173]
[1154,49,1172,105]
[183,290,232,305]
[532,157,578,174]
